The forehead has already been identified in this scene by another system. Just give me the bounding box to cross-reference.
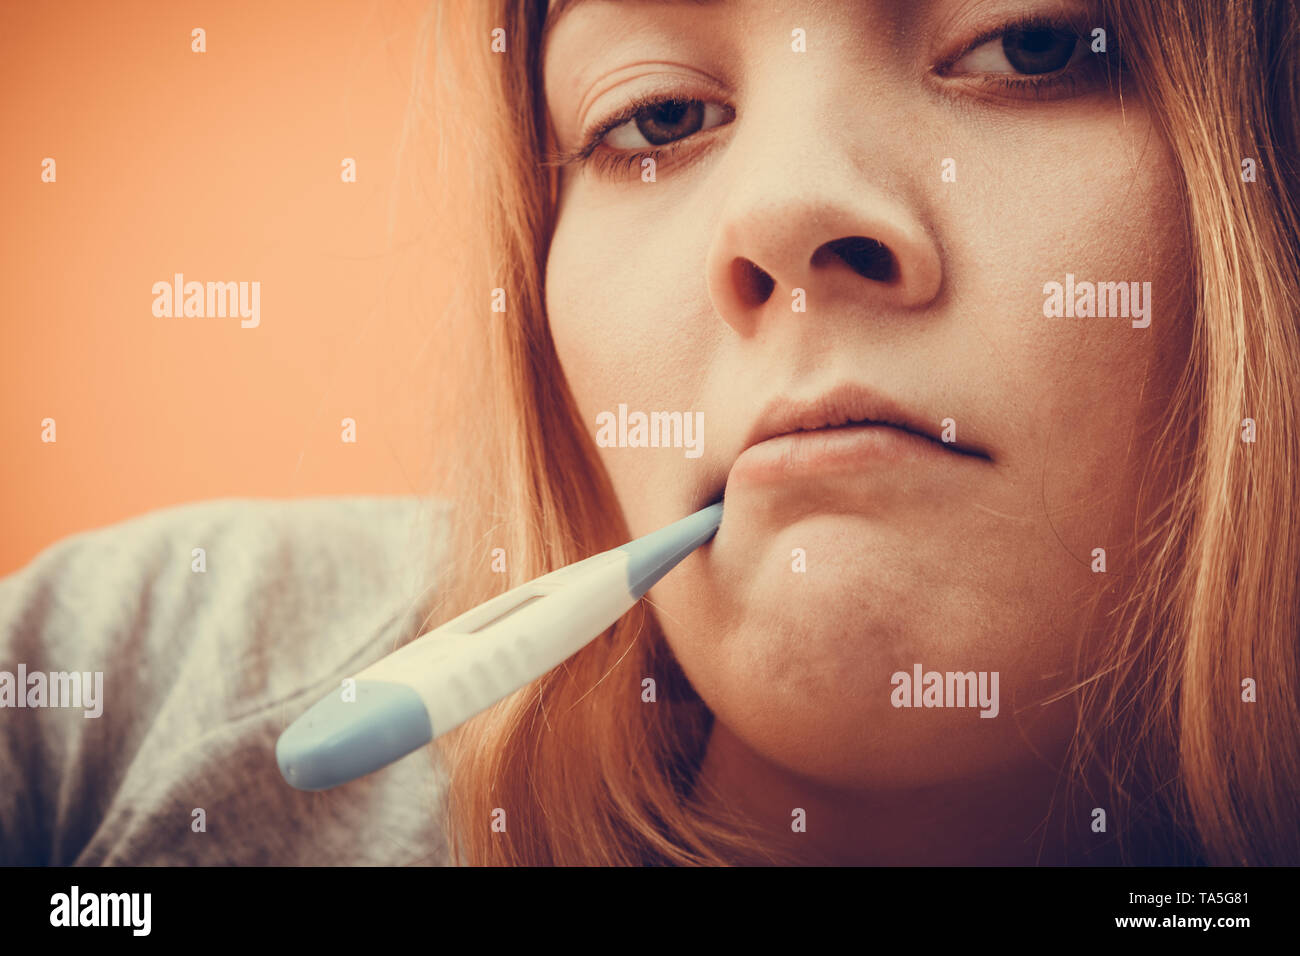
[543,0,721,49]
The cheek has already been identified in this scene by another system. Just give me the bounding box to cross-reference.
[544,209,644,506]
[956,109,1193,556]
[544,214,626,396]
[545,194,719,532]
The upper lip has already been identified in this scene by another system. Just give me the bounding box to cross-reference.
[707,381,990,504]
[743,382,988,456]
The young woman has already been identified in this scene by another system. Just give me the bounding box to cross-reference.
[3,0,1295,870]
[420,0,1300,865]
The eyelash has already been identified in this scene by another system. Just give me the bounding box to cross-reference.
[551,14,1116,179]
[549,91,721,178]
[937,13,1117,95]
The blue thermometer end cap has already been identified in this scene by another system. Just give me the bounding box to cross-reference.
[276,680,434,791]
[617,500,723,599]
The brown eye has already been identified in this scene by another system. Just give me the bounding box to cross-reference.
[1000,28,1079,74]
[603,98,731,149]
[949,25,1088,77]
[632,100,704,146]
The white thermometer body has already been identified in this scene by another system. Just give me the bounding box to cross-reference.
[276,502,723,791]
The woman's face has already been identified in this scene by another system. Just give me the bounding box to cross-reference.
[542,0,1191,798]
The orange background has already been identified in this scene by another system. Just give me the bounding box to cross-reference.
[1,0,460,576]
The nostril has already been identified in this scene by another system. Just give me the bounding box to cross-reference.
[816,236,897,283]
[731,257,775,307]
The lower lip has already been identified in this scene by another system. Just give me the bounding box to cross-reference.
[727,424,969,490]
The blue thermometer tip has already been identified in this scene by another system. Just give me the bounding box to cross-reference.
[618,500,723,599]
[276,681,433,791]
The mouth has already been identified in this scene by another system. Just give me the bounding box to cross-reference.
[698,381,992,510]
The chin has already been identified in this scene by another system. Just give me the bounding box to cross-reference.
[660,571,1074,791]
[703,671,1041,790]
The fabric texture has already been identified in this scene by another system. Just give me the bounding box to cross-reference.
[0,496,454,866]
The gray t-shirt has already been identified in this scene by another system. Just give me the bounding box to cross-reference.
[0,496,454,865]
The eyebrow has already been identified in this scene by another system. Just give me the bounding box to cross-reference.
[542,0,721,52]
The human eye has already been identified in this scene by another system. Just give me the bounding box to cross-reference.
[937,15,1117,101]
[548,92,734,180]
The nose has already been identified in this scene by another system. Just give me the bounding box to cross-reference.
[704,150,943,334]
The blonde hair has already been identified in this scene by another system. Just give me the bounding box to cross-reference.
[410,0,1300,865]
